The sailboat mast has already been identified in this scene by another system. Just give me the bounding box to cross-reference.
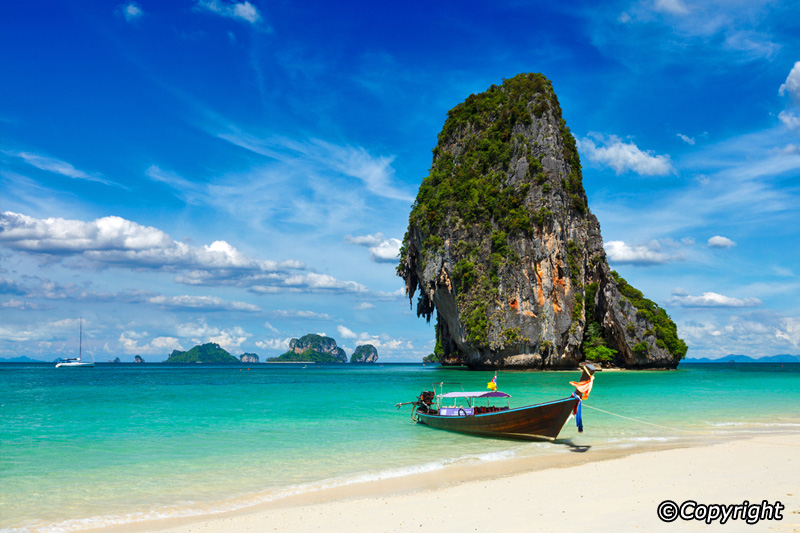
[79,318,83,361]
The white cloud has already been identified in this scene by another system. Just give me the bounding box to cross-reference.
[654,0,689,15]
[577,134,674,176]
[669,288,761,308]
[335,325,410,354]
[147,295,260,312]
[337,325,357,339]
[195,0,261,24]
[676,133,695,145]
[346,233,385,247]
[778,110,800,130]
[776,317,800,347]
[119,332,183,356]
[282,273,367,293]
[121,2,143,22]
[268,310,332,320]
[779,61,800,101]
[5,150,118,186]
[0,211,370,294]
[256,338,291,351]
[355,302,375,310]
[208,326,249,353]
[679,312,800,358]
[707,235,736,248]
[167,318,251,354]
[346,233,402,263]
[217,131,413,203]
[604,240,680,265]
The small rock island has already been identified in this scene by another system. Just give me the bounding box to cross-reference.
[269,334,348,363]
[350,344,379,363]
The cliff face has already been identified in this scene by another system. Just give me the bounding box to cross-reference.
[350,344,379,363]
[398,73,687,370]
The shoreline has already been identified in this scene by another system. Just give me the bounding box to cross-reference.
[90,430,800,533]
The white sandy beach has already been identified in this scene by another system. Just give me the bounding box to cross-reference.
[99,433,800,533]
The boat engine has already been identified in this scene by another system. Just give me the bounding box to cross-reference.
[416,391,435,413]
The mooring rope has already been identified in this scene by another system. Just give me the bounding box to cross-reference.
[581,403,699,434]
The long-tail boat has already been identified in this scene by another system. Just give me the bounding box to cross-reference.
[397,364,595,441]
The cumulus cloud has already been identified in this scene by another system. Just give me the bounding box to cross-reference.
[779,61,800,101]
[707,235,736,248]
[778,110,800,130]
[346,233,402,263]
[776,317,800,347]
[120,331,183,356]
[121,2,143,22]
[335,325,410,353]
[676,133,695,145]
[147,295,260,312]
[337,325,357,339]
[0,212,366,294]
[679,311,800,358]
[282,273,368,293]
[604,240,681,265]
[169,318,251,353]
[577,134,674,176]
[669,288,761,308]
[256,338,294,352]
[195,0,261,24]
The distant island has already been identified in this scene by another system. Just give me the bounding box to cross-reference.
[350,344,378,363]
[267,334,379,363]
[269,334,348,363]
[240,353,259,363]
[683,354,800,363]
[165,343,238,363]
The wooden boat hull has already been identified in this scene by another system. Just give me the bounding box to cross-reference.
[415,396,578,441]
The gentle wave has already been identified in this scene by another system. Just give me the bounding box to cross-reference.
[3,448,526,533]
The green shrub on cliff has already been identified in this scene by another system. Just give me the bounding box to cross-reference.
[610,271,688,360]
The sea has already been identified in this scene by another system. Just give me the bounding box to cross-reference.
[1,362,799,532]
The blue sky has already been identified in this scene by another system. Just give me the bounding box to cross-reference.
[1,0,798,362]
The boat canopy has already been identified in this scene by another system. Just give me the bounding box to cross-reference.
[439,391,511,399]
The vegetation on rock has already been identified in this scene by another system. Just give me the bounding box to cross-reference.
[350,344,379,363]
[166,343,238,363]
[398,73,686,369]
[270,334,347,363]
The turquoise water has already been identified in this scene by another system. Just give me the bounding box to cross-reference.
[2,362,799,531]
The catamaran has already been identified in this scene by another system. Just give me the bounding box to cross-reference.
[397,364,595,441]
[55,319,94,368]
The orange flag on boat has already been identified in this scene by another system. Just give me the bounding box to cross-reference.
[487,372,497,391]
[569,374,594,400]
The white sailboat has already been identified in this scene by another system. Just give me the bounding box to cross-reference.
[55,319,95,368]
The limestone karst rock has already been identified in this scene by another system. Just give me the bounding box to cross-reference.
[398,73,687,369]
[350,344,379,363]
